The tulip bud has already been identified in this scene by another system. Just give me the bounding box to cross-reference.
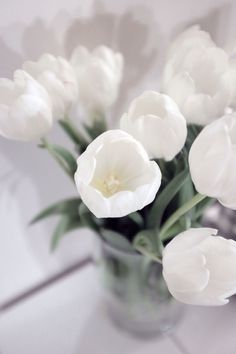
[0,70,53,141]
[71,46,123,116]
[162,228,236,305]
[162,26,231,125]
[120,91,187,161]
[74,130,161,218]
[189,113,236,209]
[23,54,78,118]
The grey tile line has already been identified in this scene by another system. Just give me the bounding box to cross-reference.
[0,256,94,314]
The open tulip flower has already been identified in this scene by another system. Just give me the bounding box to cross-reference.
[2,28,236,308]
[74,130,161,218]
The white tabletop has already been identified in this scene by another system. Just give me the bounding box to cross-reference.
[1,263,236,354]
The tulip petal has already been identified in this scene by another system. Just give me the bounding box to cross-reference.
[162,26,231,125]
[189,113,236,203]
[163,251,209,293]
[70,45,123,114]
[120,91,187,161]
[0,71,53,141]
[162,228,236,306]
[163,228,217,255]
[165,72,195,108]
[23,54,78,118]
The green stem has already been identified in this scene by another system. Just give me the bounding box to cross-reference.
[59,118,90,147]
[159,193,206,241]
[135,245,162,264]
[40,138,73,179]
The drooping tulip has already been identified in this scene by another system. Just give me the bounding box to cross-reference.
[189,113,236,209]
[162,228,236,306]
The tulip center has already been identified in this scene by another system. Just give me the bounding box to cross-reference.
[103,173,121,197]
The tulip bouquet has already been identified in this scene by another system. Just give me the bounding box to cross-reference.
[1,25,236,307]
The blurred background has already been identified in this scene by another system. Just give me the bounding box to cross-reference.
[1,1,236,353]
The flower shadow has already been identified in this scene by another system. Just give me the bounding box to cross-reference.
[63,0,163,120]
[169,1,233,45]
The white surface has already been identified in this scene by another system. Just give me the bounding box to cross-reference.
[176,302,236,354]
[1,265,236,354]
[0,172,44,303]
[0,266,182,354]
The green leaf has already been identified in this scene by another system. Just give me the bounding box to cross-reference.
[179,214,191,230]
[83,117,107,140]
[134,230,163,256]
[160,221,184,240]
[185,124,202,152]
[147,169,189,228]
[40,139,77,179]
[133,230,162,262]
[50,215,83,252]
[101,229,135,253]
[159,193,206,241]
[59,119,89,148]
[30,198,81,225]
[127,212,143,227]
[51,144,78,176]
[179,174,195,219]
[78,203,99,231]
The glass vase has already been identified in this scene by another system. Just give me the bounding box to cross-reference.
[94,235,184,338]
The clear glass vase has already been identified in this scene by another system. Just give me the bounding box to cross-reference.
[94,235,184,338]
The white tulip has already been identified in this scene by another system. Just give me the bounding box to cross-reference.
[23,54,78,118]
[71,46,123,115]
[223,37,236,109]
[120,91,187,161]
[0,70,53,141]
[167,25,215,60]
[189,113,236,209]
[223,59,236,109]
[74,130,161,218]
[163,26,231,125]
[162,228,236,306]
[163,26,215,91]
